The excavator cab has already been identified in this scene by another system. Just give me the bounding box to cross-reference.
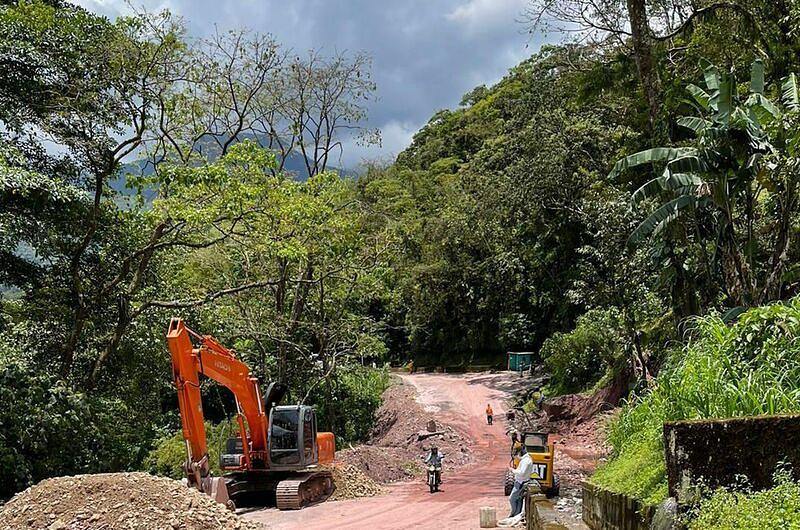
[220,437,245,469]
[268,405,318,469]
[220,405,334,472]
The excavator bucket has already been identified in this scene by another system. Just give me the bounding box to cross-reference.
[201,476,233,510]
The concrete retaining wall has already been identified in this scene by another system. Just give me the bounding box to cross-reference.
[581,482,654,530]
[664,414,800,501]
[525,486,570,530]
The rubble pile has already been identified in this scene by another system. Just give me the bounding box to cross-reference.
[323,463,383,501]
[0,473,264,530]
[336,381,473,484]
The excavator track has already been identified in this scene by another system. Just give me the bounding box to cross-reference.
[275,471,335,510]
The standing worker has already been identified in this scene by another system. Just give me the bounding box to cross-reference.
[486,403,494,425]
[507,444,534,518]
[534,387,545,411]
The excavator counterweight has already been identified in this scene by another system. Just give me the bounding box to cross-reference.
[166,318,335,510]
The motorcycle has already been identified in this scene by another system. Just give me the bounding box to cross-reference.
[427,464,442,493]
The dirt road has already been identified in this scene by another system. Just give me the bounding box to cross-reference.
[245,372,524,530]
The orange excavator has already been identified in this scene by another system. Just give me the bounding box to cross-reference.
[166,318,336,510]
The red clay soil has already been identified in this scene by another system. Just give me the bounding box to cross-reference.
[335,381,473,484]
[244,372,526,530]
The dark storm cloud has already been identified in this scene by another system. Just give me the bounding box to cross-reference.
[74,0,545,165]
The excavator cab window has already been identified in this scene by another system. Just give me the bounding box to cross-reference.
[220,436,244,469]
[303,408,316,461]
[270,406,301,466]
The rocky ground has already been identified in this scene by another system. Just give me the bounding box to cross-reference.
[334,379,473,485]
[0,472,264,530]
[322,463,383,501]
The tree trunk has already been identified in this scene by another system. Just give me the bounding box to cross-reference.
[86,298,130,391]
[669,246,699,323]
[626,0,662,125]
[279,262,313,380]
[60,307,86,378]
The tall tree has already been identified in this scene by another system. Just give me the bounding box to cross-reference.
[523,0,758,124]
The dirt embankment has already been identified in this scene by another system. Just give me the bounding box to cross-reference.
[335,379,473,485]
[0,472,264,530]
[510,374,623,525]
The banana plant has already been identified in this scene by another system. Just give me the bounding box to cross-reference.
[611,59,800,305]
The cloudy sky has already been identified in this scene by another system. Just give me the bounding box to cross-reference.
[73,0,547,167]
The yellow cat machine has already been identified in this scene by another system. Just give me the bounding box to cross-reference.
[503,432,560,498]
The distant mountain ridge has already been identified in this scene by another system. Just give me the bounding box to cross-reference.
[111,135,354,198]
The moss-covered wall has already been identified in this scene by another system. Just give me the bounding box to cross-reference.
[582,481,654,530]
[664,415,800,500]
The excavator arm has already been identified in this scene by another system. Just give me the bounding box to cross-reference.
[166,318,269,485]
[166,317,336,510]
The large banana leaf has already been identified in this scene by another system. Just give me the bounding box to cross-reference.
[716,71,735,124]
[750,59,765,95]
[628,195,696,246]
[730,106,759,134]
[704,65,720,92]
[631,176,668,205]
[783,73,800,111]
[668,173,703,187]
[746,93,781,123]
[609,147,698,178]
[631,172,703,205]
[686,84,711,110]
[667,155,706,174]
[677,116,711,134]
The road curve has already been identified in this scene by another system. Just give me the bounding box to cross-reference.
[244,372,522,530]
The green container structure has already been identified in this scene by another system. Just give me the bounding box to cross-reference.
[507,351,535,372]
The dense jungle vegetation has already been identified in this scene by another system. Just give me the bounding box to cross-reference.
[3,0,800,522]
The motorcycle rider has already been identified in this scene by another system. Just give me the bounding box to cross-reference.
[424,446,444,489]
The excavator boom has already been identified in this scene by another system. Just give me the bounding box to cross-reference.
[167,319,269,467]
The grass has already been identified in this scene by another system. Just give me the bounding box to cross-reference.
[688,468,800,529]
[590,436,668,505]
[591,298,800,506]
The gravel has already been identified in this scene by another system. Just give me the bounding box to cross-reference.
[0,472,265,530]
[323,463,384,501]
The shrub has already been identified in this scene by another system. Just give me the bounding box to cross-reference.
[144,420,236,479]
[541,308,623,395]
[0,360,149,500]
[688,468,800,529]
[592,299,800,505]
[309,365,391,446]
